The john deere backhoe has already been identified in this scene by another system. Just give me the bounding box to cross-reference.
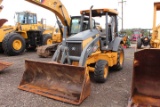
[0,0,12,71]
[127,2,160,107]
[18,1,124,104]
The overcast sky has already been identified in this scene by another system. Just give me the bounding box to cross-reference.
[1,0,160,30]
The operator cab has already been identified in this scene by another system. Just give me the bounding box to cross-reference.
[15,11,37,24]
[80,8,119,50]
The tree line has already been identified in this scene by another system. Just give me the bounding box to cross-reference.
[119,28,152,37]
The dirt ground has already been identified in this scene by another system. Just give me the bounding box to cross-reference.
[0,46,135,107]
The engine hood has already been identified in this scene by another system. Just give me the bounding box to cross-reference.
[67,29,99,41]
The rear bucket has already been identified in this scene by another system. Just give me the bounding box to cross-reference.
[18,59,90,105]
[128,49,160,107]
[0,61,12,71]
[36,43,58,58]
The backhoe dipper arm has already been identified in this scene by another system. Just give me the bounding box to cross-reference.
[25,0,70,26]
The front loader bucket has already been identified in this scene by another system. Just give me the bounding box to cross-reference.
[128,49,160,107]
[0,61,12,71]
[18,60,90,105]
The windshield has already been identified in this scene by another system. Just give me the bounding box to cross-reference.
[70,18,81,34]
[28,13,37,24]
[70,17,95,35]
[16,13,27,24]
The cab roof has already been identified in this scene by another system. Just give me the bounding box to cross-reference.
[80,8,118,17]
[154,2,160,10]
[16,11,37,15]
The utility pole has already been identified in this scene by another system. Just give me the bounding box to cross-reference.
[119,0,126,31]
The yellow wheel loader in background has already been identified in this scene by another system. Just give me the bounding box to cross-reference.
[127,2,160,107]
[18,4,124,105]
[1,11,58,56]
[0,0,12,71]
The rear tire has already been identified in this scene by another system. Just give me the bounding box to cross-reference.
[2,33,26,56]
[111,45,124,70]
[94,60,109,83]
[42,34,52,45]
[137,38,142,49]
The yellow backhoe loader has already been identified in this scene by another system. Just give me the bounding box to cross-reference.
[127,2,160,107]
[18,3,124,105]
[0,0,12,71]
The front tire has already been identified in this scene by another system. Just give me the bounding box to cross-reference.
[2,33,26,56]
[42,34,52,45]
[94,60,109,83]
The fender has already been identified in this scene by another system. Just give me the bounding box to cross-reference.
[112,37,122,51]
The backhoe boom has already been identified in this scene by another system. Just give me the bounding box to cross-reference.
[25,0,70,26]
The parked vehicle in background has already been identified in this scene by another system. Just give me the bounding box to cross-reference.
[137,29,152,49]
[130,29,141,43]
[119,31,131,48]
[1,11,56,56]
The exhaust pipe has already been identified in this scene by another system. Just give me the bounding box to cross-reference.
[90,5,93,31]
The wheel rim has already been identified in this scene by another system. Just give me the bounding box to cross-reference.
[13,39,22,50]
[47,39,52,45]
[104,65,109,79]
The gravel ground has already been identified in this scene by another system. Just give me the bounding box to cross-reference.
[0,45,135,107]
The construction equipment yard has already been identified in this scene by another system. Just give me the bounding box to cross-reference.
[2,0,160,106]
[0,45,134,107]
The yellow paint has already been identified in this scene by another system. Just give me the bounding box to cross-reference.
[151,3,160,48]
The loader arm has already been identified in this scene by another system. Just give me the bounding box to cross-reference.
[25,0,70,27]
